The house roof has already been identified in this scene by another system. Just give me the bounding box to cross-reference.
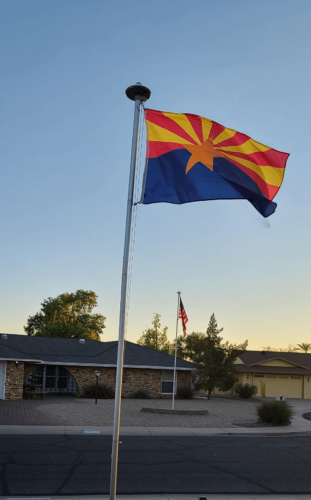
[0,334,196,370]
[234,365,309,375]
[236,350,311,374]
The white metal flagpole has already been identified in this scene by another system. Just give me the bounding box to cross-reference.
[109,83,151,500]
[172,291,181,410]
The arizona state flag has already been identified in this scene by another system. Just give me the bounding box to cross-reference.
[142,109,289,217]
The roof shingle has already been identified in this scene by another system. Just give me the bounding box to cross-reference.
[237,350,311,374]
[0,334,196,370]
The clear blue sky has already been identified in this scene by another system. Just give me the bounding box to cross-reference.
[1,0,310,349]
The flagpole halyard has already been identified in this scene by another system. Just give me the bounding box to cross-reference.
[172,291,181,410]
[109,83,151,500]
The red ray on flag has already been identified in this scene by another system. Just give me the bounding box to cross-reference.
[143,109,290,218]
[179,298,188,337]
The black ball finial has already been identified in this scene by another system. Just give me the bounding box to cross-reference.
[126,83,151,102]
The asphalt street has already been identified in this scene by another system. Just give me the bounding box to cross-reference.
[1,434,311,495]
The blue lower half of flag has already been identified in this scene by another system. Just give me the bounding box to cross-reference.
[142,150,277,218]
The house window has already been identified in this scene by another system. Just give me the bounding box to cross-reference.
[57,366,68,389]
[45,365,56,389]
[161,370,176,394]
[254,374,265,378]
[30,365,78,394]
[35,366,43,386]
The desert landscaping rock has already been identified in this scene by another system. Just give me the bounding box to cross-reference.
[141,407,208,415]
[31,396,261,428]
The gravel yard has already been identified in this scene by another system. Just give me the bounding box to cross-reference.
[35,396,260,428]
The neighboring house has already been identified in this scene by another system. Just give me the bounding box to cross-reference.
[0,334,196,400]
[213,350,311,399]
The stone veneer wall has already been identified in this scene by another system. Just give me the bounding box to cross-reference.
[5,361,25,400]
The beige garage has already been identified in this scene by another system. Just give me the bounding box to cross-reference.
[263,375,303,398]
[232,351,311,400]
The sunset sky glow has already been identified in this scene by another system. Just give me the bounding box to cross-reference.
[0,0,310,351]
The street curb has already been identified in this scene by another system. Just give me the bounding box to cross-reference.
[2,495,311,499]
[1,425,311,437]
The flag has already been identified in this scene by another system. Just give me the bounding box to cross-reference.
[179,299,188,337]
[142,109,289,217]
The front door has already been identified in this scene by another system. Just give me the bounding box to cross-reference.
[0,362,6,400]
[253,375,265,396]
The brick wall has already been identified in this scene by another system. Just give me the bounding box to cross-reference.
[177,370,192,388]
[5,361,25,400]
[65,366,192,398]
[65,366,163,397]
[22,363,193,399]
[24,363,40,379]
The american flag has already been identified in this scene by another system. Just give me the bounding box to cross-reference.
[179,298,188,337]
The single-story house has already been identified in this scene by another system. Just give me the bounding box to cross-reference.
[0,333,196,400]
[213,350,311,399]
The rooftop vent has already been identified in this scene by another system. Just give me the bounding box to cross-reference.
[2,334,7,340]
[79,339,85,344]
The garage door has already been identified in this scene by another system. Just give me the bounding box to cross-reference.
[265,375,302,399]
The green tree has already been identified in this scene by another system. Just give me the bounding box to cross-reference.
[297,343,311,353]
[222,340,248,355]
[174,332,206,362]
[262,344,299,352]
[137,313,171,353]
[24,290,105,340]
[206,313,223,346]
[192,314,247,399]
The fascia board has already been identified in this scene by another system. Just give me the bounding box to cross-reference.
[33,361,195,371]
[0,358,41,363]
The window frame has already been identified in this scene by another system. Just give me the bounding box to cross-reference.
[161,370,177,395]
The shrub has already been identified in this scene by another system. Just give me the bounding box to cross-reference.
[234,383,258,399]
[128,388,151,399]
[194,381,201,391]
[177,385,193,399]
[257,401,293,426]
[82,382,115,399]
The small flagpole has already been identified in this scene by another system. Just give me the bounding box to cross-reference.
[172,291,181,410]
[109,83,151,500]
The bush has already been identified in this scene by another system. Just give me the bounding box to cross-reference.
[177,385,193,399]
[82,382,115,399]
[257,401,293,426]
[194,381,201,391]
[234,383,258,399]
[128,388,151,399]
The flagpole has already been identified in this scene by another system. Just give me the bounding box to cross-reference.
[172,291,181,410]
[109,83,151,500]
